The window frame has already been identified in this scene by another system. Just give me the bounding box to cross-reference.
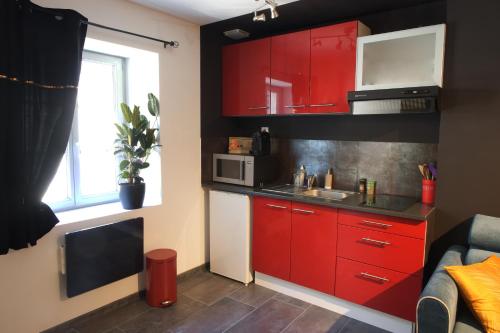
[47,50,127,212]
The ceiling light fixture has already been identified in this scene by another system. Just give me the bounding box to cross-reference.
[253,0,279,23]
[253,11,266,22]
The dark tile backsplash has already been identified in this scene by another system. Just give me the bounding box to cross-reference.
[202,138,437,198]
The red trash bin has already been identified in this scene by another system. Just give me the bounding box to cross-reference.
[145,249,177,307]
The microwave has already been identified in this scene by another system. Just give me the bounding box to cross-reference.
[213,153,277,187]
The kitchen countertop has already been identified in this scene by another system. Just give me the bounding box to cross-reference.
[203,182,436,221]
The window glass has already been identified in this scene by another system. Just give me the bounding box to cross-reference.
[43,50,125,211]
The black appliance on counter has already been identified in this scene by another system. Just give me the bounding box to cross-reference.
[348,86,440,115]
[251,129,271,156]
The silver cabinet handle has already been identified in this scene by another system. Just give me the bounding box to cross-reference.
[360,220,393,229]
[292,208,315,215]
[248,106,268,110]
[360,272,389,282]
[310,103,336,107]
[266,204,287,209]
[284,105,306,108]
[360,237,391,246]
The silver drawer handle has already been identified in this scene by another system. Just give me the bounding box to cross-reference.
[266,204,287,209]
[292,208,315,214]
[284,105,306,108]
[310,103,336,107]
[360,237,391,246]
[360,272,389,282]
[361,220,393,228]
[248,106,268,110]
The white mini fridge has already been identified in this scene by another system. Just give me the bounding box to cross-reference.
[209,190,253,284]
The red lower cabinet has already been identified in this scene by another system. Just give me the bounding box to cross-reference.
[335,257,421,321]
[290,203,337,295]
[252,197,427,322]
[252,197,292,280]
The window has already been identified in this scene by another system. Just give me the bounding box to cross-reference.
[43,50,126,211]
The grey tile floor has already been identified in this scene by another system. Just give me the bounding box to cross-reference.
[47,270,388,333]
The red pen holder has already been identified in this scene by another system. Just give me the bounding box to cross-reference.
[422,179,436,205]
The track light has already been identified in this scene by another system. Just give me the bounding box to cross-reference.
[253,11,266,22]
[252,0,279,22]
[270,5,279,19]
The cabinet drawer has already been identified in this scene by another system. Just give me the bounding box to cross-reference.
[337,224,425,274]
[335,257,421,321]
[338,209,426,239]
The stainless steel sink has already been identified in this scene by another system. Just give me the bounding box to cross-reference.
[262,185,354,201]
[302,189,352,200]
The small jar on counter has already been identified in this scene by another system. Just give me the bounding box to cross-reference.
[367,180,377,196]
[359,178,367,194]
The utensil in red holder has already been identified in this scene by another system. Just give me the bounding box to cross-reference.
[422,179,436,205]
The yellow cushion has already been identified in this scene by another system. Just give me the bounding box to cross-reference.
[445,255,500,333]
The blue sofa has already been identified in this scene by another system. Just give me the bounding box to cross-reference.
[416,214,500,333]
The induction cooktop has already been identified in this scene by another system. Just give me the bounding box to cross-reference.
[360,194,417,212]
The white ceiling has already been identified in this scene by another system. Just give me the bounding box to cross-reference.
[129,0,300,25]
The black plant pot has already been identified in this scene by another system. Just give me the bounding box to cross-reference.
[119,182,146,210]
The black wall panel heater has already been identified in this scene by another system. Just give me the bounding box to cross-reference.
[63,218,144,298]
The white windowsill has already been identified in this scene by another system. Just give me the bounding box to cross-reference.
[55,199,162,226]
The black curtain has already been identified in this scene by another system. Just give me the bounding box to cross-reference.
[0,0,87,254]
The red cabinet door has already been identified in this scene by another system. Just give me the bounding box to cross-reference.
[252,196,291,280]
[270,30,310,115]
[336,257,422,321]
[290,202,337,295]
[222,38,270,116]
[310,21,358,114]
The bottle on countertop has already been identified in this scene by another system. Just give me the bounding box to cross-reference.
[294,165,307,187]
[367,180,377,196]
[324,168,334,190]
[359,178,367,194]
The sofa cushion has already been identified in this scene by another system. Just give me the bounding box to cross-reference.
[465,247,499,265]
[468,214,500,252]
[446,256,500,333]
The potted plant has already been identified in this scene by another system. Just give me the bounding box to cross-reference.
[114,93,160,209]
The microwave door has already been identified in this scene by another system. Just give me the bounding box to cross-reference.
[244,156,254,186]
[213,155,246,185]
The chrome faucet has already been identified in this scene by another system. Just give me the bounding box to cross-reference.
[307,175,317,190]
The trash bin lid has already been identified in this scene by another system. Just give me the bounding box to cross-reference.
[146,249,177,263]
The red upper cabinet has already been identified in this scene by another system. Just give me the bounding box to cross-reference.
[252,197,292,280]
[310,21,367,114]
[222,38,271,116]
[222,21,369,116]
[290,202,338,295]
[270,30,311,115]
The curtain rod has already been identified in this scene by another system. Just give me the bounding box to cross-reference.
[15,1,179,48]
[83,21,180,48]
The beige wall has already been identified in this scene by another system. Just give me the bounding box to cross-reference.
[0,1,203,332]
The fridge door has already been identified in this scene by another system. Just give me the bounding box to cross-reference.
[209,190,253,284]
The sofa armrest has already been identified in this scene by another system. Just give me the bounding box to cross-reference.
[417,245,467,333]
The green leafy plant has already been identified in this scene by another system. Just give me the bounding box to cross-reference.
[114,93,160,184]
